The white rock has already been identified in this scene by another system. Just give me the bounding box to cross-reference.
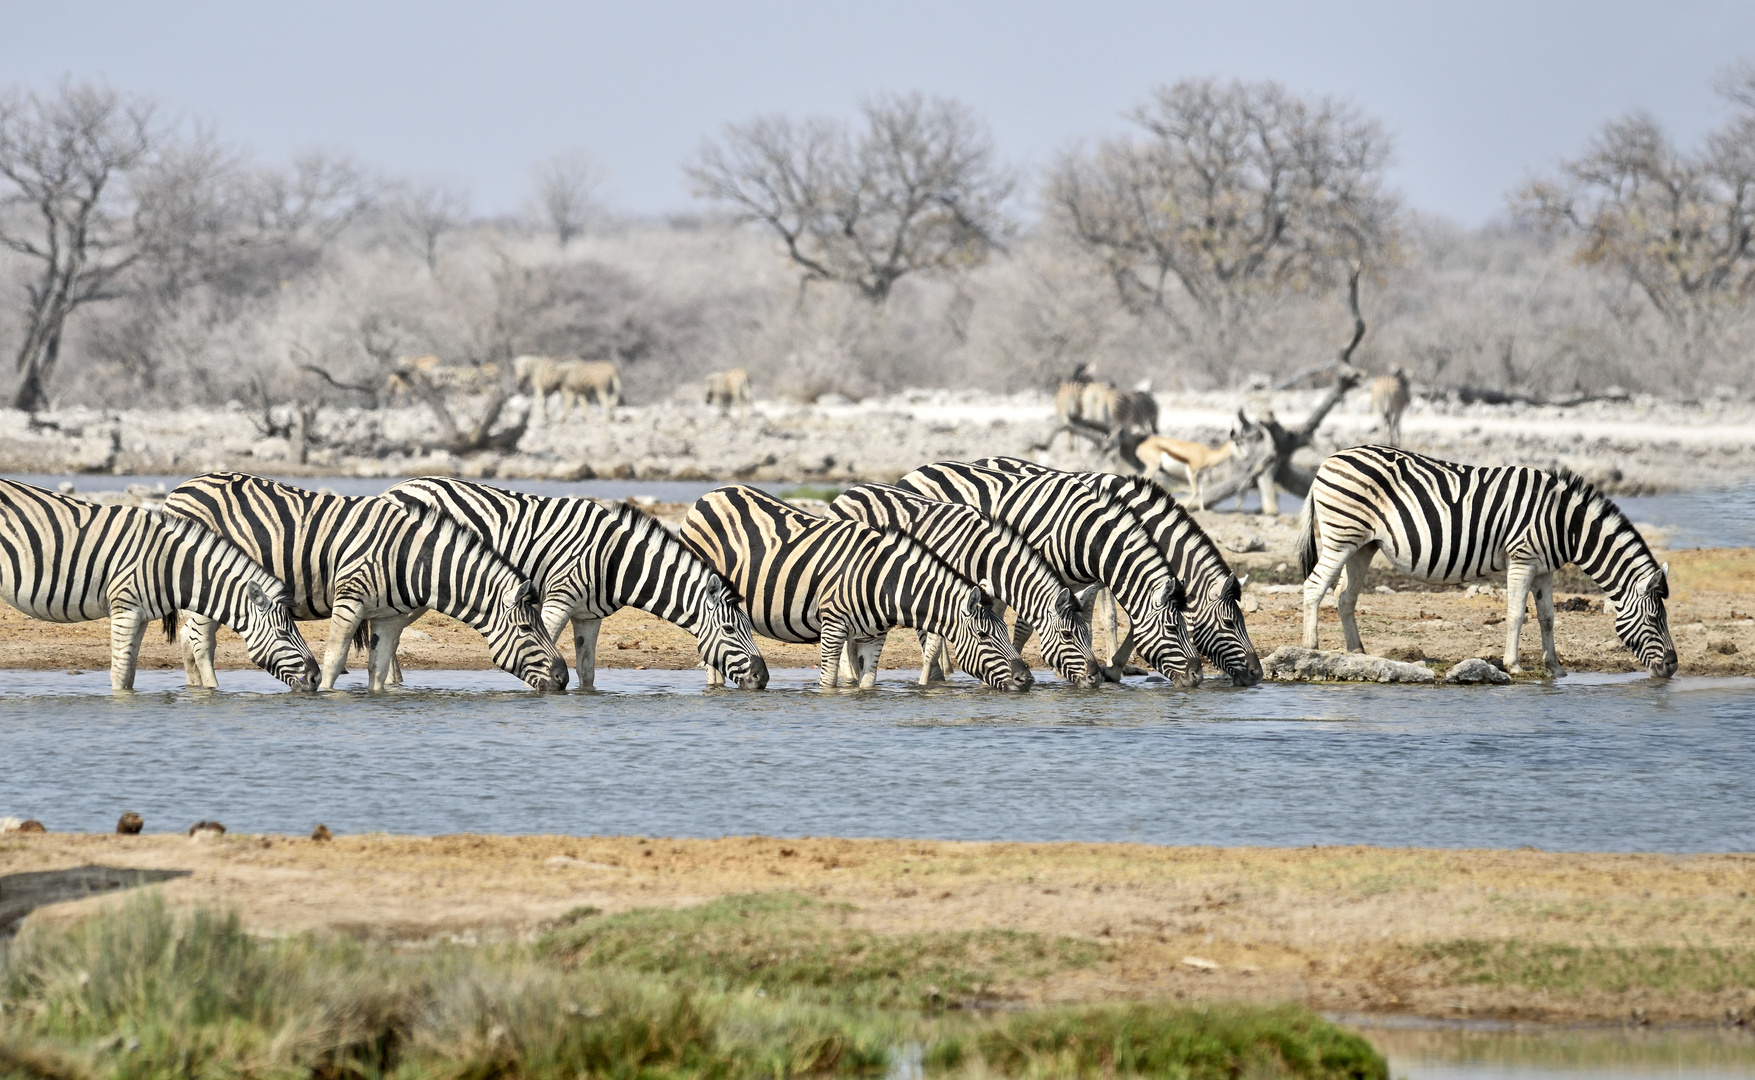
[1445,658,1512,685]
[1263,647,1435,684]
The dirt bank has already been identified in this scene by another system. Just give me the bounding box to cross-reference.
[3,832,1751,1024]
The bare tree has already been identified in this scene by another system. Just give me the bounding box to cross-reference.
[1516,65,1755,365]
[245,150,375,244]
[0,81,154,412]
[530,150,604,248]
[393,181,470,273]
[689,92,1013,303]
[1048,78,1396,363]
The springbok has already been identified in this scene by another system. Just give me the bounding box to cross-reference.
[1136,435,1238,512]
[705,368,751,421]
[1371,367,1411,446]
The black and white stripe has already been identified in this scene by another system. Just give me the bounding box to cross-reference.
[0,479,318,691]
[385,477,768,689]
[972,457,1263,686]
[898,461,1201,687]
[1298,445,1677,677]
[831,483,1098,687]
[681,485,1031,690]
[164,473,566,691]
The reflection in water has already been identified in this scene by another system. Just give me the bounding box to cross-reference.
[1359,1024,1755,1078]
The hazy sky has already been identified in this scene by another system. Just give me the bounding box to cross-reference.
[4,1,1752,225]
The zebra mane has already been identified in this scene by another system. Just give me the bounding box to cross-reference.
[154,511,291,603]
[1549,466,1660,570]
[1116,473,1234,579]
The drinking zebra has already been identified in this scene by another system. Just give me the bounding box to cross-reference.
[681,485,1031,690]
[163,473,567,691]
[831,483,1100,688]
[1299,445,1677,677]
[898,462,1201,687]
[970,457,1263,686]
[0,479,318,691]
[384,478,768,689]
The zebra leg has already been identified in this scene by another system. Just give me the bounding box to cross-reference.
[1531,570,1565,678]
[108,606,150,692]
[571,617,602,689]
[817,621,850,688]
[381,607,426,687]
[838,639,862,684]
[1301,542,1358,650]
[1336,546,1374,653]
[320,596,369,690]
[1089,587,1124,682]
[366,611,415,692]
[181,612,221,689]
[917,631,941,684]
[853,637,885,689]
[1502,563,1536,674]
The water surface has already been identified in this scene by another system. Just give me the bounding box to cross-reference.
[2,668,1749,849]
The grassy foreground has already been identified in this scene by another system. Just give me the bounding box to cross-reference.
[0,894,1386,1080]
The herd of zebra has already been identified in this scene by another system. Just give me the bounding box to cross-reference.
[0,445,1679,695]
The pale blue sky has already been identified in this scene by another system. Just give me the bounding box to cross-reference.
[4,1,1751,224]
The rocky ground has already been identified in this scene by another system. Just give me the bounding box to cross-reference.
[4,387,1754,491]
[3,832,1752,1024]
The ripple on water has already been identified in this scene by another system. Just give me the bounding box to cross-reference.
[1,667,1752,850]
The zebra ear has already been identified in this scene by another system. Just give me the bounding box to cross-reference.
[246,581,269,610]
[965,585,984,615]
[1237,573,1250,589]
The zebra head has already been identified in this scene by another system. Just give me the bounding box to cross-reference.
[1611,564,1678,678]
[1191,573,1262,686]
[1038,587,1100,688]
[944,585,1032,691]
[696,576,769,690]
[1133,577,1202,688]
[232,580,321,692]
[485,580,570,691]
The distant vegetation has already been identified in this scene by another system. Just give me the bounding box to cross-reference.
[3,68,1755,416]
[0,893,1388,1079]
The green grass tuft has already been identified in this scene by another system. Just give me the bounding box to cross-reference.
[1405,938,1755,995]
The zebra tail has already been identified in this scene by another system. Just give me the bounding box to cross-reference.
[1296,495,1318,582]
[352,619,371,658]
[162,611,179,644]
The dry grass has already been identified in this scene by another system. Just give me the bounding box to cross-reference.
[4,833,1752,1023]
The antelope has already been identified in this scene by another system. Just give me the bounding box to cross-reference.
[1371,367,1411,446]
[1136,435,1238,512]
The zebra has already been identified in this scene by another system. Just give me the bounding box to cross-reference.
[898,461,1201,688]
[383,477,768,689]
[681,485,1031,690]
[1298,445,1677,677]
[970,457,1263,686]
[0,479,319,691]
[163,473,566,692]
[830,483,1100,688]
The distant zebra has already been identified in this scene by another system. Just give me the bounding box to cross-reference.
[831,483,1099,687]
[0,479,318,691]
[385,478,768,689]
[1299,446,1677,677]
[681,485,1030,690]
[898,462,1200,687]
[971,457,1263,686]
[164,474,566,691]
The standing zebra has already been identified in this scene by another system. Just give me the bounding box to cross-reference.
[831,483,1099,687]
[164,473,566,691]
[681,485,1030,690]
[0,479,318,691]
[971,457,1263,686]
[1299,446,1677,677]
[898,462,1201,688]
[384,478,768,689]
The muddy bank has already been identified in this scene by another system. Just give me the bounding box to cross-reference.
[3,832,1751,1024]
[5,388,1754,491]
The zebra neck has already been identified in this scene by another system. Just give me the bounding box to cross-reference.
[1563,495,1658,598]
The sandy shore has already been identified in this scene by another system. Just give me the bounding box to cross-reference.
[3,832,1751,1024]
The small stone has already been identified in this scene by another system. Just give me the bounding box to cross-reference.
[1446,658,1513,685]
[1709,640,1739,655]
[1181,955,1221,971]
[188,820,226,837]
[311,823,333,842]
[117,811,143,835]
[16,819,46,833]
[1263,647,1435,683]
